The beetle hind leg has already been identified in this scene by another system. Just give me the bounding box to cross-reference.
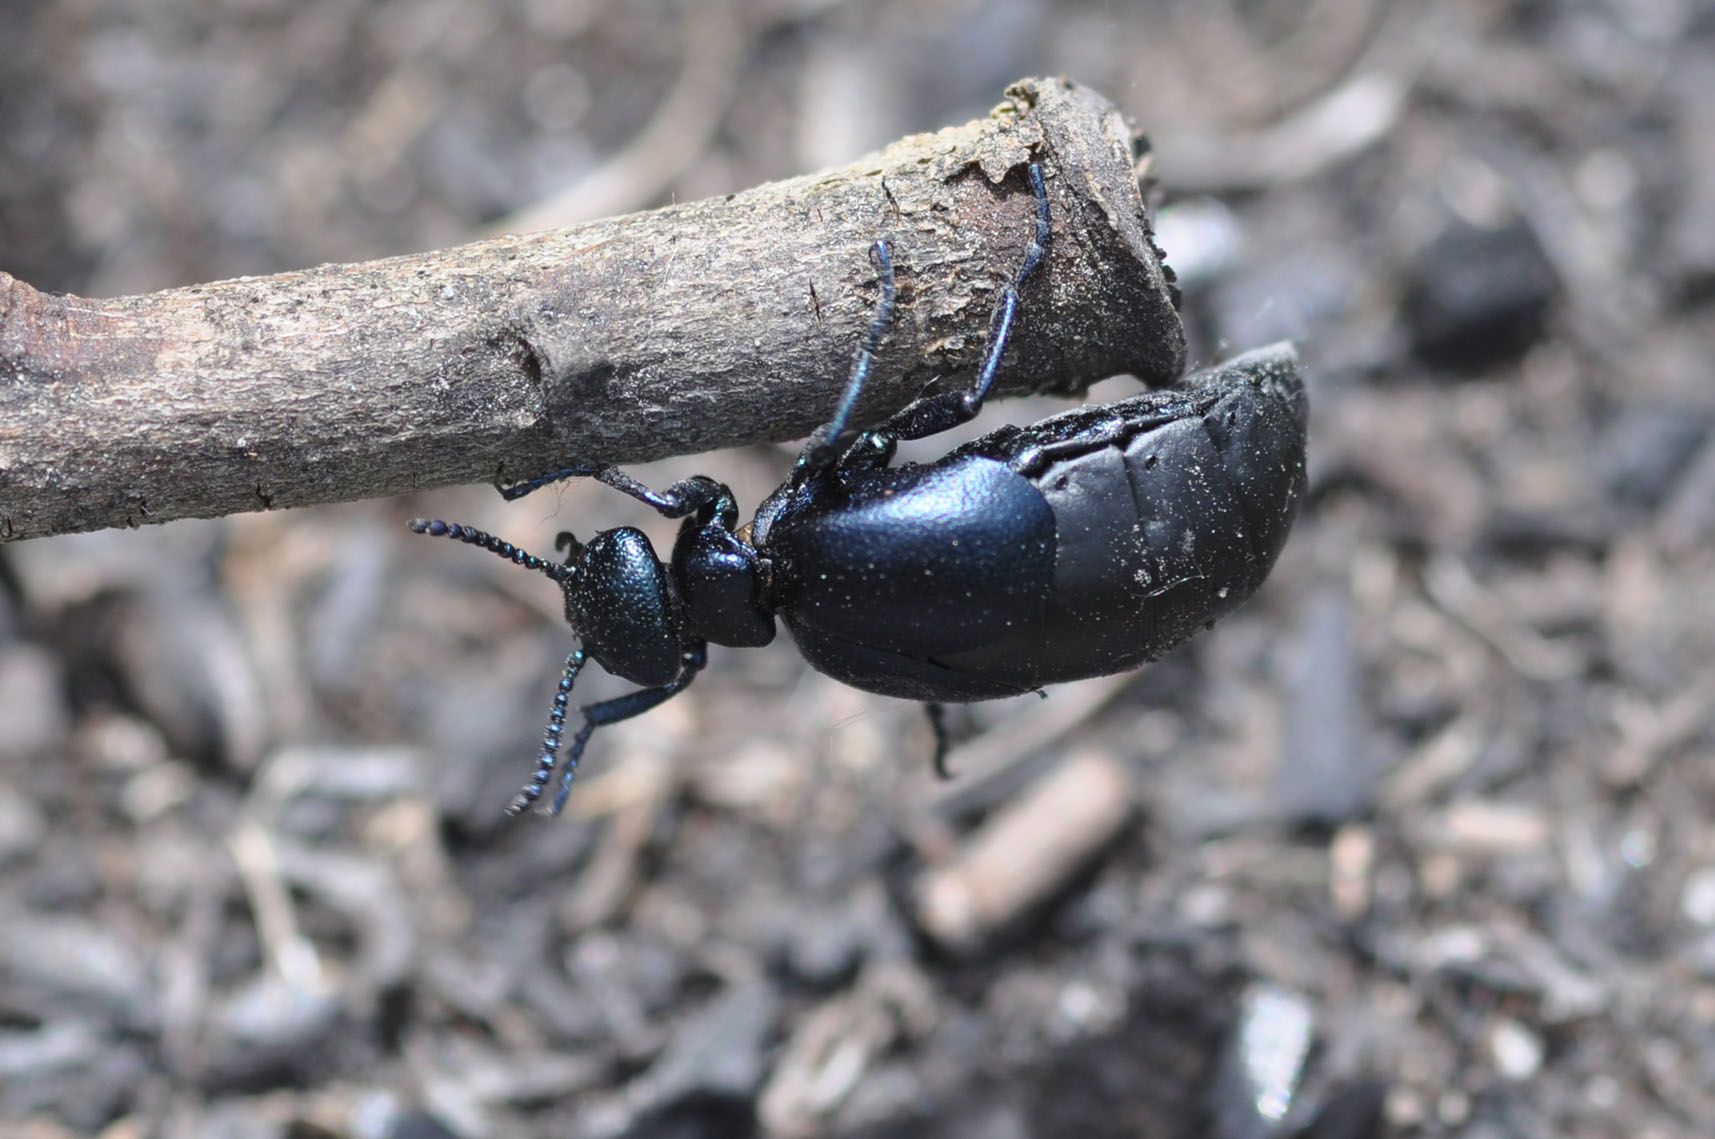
[925,702,955,780]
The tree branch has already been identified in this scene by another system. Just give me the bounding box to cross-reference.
[0,77,1184,542]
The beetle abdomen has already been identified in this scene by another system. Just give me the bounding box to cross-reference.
[934,344,1308,691]
[1040,413,1259,674]
[768,346,1307,702]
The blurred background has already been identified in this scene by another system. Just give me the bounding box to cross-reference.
[3,0,1714,1136]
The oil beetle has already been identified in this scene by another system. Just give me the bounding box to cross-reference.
[410,162,1308,816]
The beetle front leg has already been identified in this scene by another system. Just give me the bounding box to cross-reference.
[495,464,606,501]
[534,642,709,817]
[499,466,739,529]
[828,430,897,474]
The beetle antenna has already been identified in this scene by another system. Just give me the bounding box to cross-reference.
[548,718,600,816]
[506,649,587,815]
[407,519,574,586]
[544,644,709,816]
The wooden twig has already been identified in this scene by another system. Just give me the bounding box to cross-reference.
[0,77,1184,542]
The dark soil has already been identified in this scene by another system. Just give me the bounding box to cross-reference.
[4,2,1714,1137]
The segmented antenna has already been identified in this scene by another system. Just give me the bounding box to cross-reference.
[410,519,593,814]
[508,649,587,815]
[407,519,575,586]
[549,717,601,816]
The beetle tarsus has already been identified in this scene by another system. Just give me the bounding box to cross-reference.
[496,465,603,501]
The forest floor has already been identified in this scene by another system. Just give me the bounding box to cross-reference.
[3,1,1715,1136]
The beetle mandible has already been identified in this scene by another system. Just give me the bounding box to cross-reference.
[410,162,1308,816]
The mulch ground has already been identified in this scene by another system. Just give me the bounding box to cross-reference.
[3,2,1714,1136]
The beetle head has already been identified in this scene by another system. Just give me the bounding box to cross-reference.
[407,517,686,688]
[557,526,684,687]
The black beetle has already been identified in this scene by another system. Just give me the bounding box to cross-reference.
[410,163,1308,815]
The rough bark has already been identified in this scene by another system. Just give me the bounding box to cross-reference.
[0,77,1184,542]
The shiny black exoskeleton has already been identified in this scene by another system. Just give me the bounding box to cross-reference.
[410,163,1308,816]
